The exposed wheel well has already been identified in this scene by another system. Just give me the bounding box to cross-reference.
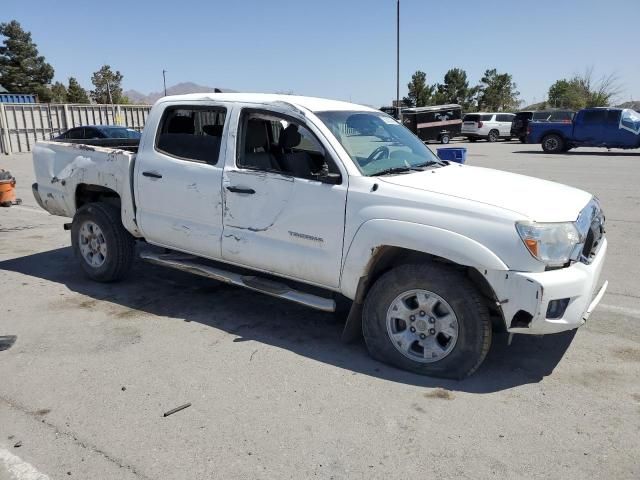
[355,246,505,330]
[75,184,121,211]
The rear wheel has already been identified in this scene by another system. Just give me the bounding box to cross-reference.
[71,202,135,282]
[440,134,450,144]
[487,130,499,142]
[541,134,564,153]
[362,263,492,379]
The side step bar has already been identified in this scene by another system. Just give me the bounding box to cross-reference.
[140,251,336,312]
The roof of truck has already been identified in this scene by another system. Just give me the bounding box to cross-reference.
[156,93,378,113]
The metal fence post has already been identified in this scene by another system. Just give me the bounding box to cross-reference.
[63,104,71,130]
[0,103,11,155]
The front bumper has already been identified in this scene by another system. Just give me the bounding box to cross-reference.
[487,238,608,335]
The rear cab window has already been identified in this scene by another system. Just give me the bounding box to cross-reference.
[463,114,480,122]
[581,110,607,125]
[155,106,227,164]
[481,114,494,121]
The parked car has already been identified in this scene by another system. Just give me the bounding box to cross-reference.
[401,104,462,144]
[511,110,574,143]
[54,125,142,151]
[32,93,608,379]
[528,108,640,153]
[461,113,515,142]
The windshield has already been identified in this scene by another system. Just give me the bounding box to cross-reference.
[315,110,442,176]
[101,127,141,139]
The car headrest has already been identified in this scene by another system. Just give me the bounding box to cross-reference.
[245,119,269,151]
[202,124,223,136]
[279,124,302,149]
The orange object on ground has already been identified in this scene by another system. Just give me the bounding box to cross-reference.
[0,171,17,207]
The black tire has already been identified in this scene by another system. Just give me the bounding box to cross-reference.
[468,137,477,143]
[487,130,499,142]
[519,136,526,143]
[71,202,135,282]
[541,134,564,153]
[362,263,492,379]
[440,134,450,144]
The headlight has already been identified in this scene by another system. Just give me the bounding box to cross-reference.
[516,221,581,267]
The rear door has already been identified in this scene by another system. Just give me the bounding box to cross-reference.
[573,110,606,144]
[496,114,514,136]
[221,106,348,288]
[135,102,228,258]
[462,114,480,134]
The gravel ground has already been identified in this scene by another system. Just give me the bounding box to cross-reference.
[0,141,639,479]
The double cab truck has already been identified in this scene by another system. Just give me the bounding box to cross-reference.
[528,107,640,153]
[32,93,608,379]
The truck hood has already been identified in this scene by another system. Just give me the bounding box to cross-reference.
[379,164,592,222]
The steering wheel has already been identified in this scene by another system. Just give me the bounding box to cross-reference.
[363,146,390,165]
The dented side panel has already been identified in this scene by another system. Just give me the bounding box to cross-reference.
[32,141,140,236]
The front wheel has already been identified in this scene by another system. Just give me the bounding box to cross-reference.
[71,202,136,282]
[440,134,450,144]
[362,263,492,379]
[541,134,565,153]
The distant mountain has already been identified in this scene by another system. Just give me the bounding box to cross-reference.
[616,101,640,111]
[124,82,236,105]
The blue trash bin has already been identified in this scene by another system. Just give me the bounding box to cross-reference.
[436,147,467,164]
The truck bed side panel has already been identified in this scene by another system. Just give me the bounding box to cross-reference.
[32,141,140,236]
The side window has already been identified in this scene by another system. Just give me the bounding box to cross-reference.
[238,111,331,179]
[582,110,607,125]
[606,110,621,127]
[481,114,494,121]
[67,128,84,139]
[155,106,227,164]
[84,128,103,139]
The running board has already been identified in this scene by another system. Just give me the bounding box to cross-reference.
[140,252,336,312]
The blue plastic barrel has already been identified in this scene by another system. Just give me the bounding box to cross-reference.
[436,147,467,164]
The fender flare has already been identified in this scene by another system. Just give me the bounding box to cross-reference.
[339,219,508,299]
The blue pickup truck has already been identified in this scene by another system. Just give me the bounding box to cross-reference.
[528,108,640,153]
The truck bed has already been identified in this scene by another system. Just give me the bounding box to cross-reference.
[31,141,140,235]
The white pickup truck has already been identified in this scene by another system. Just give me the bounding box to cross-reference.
[32,93,608,378]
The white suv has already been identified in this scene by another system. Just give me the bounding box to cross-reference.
[462,112,515,142]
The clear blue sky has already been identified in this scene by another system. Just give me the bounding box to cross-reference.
[2,0,638,106]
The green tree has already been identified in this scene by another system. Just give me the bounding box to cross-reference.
[0,20,54,96]
[403,70,435,108]
[433,68,478,110]
[50,81,68,103]
[66,77,90,103]
[548,70,620,109]
[477,68,520,111]
[90,65,125,104]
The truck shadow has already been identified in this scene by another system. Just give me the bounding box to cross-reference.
[1,246,576,394]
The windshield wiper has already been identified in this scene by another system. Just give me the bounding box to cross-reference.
[370,166,423,177]
[413,161,443,168]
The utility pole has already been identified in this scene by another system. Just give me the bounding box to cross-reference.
[163,70,167,97]
[396,0,400,118]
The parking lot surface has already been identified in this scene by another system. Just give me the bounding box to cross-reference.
[1,142,639,479]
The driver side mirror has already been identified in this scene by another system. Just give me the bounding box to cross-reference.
[314,163,342,185]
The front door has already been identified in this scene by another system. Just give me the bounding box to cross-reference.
[135,103,228,258]
[221,108,347,288]
[574,109,606,144]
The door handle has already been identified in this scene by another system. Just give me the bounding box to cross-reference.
[142,171,162,179]
[226,186,255,194]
